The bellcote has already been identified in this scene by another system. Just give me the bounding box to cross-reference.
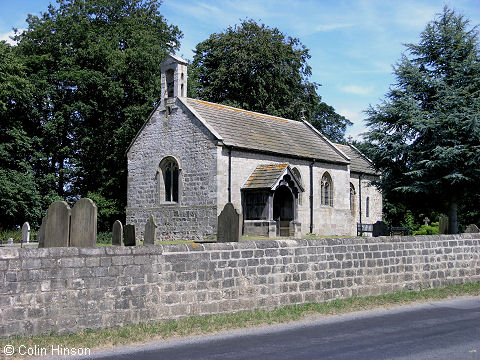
[160,54,188,109]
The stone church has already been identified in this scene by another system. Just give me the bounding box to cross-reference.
[126,54,382,241]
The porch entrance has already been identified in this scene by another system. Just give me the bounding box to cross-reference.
[273,185,294,236]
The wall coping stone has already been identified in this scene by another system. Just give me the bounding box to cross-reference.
[1,233,479,258]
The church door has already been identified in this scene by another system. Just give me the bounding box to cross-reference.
[273,185,294,236]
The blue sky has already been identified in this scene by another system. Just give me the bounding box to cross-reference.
[1,0,479,139]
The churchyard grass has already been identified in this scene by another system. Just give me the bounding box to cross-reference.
[0,229,37,244]
[2,282,480,357]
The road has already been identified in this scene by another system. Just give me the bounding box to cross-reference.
[87,297,480,360]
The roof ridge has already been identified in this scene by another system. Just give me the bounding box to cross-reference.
[186,98,301,124]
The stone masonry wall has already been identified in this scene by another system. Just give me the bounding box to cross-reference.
[218,148,379,236]
[1,233,479,338]
[126,99,218,241]
[350,173,383,234]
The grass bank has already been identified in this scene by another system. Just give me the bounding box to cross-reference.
[2,282,480,358]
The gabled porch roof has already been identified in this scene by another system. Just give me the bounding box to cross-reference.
[242,163,304,192]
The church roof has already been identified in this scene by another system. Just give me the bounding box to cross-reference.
[333,143,378,175]
[182,98,349,165]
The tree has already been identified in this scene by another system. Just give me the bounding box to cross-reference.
[0,41,47,228]
[364,7,480,234]
[13,0,182,230]
[190,19,351,142]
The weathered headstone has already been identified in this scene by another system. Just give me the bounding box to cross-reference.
[217,202,241,243]
[124,224,136,246]
[144,214,157,245]
[465,224,480,233]
[423,217,430,226]
[112,220,123,246]
[373,221,389,237]
[45,201,71,247]
[38,216,46,248]
[7,238,13,245]
[70,198,97,247]
[22,222,30,244]
[439,216,449,234]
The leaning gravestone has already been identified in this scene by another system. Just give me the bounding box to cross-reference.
[70,198,97,247]
[217,202,241,243]
[45,201,71,247]
[112,220,123,246]
[439,216,449,234]
[373,221,389,237]
[144,214,157,245]
[465,224,480,233]
[38,216,46,248]
[22,222,30,244]
[124,224,136,246]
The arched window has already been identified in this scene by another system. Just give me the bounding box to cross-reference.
[350,183,356,216]
[366,197,370,218]
[158,157,180,203]
[320,172,333,207]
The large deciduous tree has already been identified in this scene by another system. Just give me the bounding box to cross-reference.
[190,19,351,142]
[11,0,182,230]
[0,41,45,228]
[364,7,480,234]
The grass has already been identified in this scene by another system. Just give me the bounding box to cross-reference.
[2,282,480,357]
[0,229,38,244]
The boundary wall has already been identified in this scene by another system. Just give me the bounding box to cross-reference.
[1,233,479,337]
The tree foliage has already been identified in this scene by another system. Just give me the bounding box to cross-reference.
[0,41,46,228]
[0,0,182,230]
[364,7,480,233]
[190,19,351,142]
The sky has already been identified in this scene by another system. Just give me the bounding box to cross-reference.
[1,0,479,139]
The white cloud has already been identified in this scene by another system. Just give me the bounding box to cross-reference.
[314,23,355,32]
[339,108,369,141]
[0,29,22,45]
[339,84,374,96]
[352,61,392,74]
[338,109,363,123]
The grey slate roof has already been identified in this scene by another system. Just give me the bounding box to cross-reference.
[243,164,289,189]
[243,163,304,190]
[184,98,349,164]
[334,143,378,175]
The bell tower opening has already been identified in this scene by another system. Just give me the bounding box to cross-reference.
[160,54,188,109]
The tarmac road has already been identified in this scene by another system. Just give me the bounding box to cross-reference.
[84,297,480,360]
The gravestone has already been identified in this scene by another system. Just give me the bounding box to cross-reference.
[124,224,136,246]
[372,221,389,237]
[112,220,123,246]
[144,214,157,245]
[465,224,480,233]
[7,238,13,245]
[45,201,71,247]
[423,217,430,226]
[22,222,30,244]
[217,202,241,243]
[439,216,449,234]
[38,216,46,248]
[70,198,97,247]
